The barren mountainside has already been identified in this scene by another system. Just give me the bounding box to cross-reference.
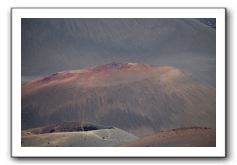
[22,63,215,137]
[22,19,216,86]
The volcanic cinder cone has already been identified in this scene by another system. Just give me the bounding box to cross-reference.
[22,62,215,137]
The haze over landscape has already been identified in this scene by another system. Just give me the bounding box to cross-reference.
[21,18,216,147]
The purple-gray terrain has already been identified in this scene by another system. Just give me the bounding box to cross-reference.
[21,18,216,147]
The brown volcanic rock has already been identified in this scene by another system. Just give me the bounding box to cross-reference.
[22,63,215,137]
[121,127,216,147]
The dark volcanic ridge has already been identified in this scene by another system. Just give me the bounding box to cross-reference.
[22,62,216,137]
[21,121,113,136]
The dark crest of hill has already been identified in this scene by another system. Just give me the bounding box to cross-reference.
[22,121,113,136]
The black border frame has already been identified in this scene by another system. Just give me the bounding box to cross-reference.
[10,7,227,158]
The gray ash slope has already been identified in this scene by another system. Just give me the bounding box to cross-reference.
[22,18,215,87]
[22,63,215,137]
[22,127,138,147]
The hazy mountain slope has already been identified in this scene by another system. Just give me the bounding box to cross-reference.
[22,19,216,86]
[22,63,215,137]
[121,127,216,147]
[21,127,139,147]
[198,18,216,28]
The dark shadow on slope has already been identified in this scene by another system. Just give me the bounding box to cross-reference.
[22,121,113,136]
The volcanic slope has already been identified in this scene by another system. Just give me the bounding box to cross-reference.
[22,62,215,137]
[121,127,216,147]
[22,19,216,86]
[21,122,138,147]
